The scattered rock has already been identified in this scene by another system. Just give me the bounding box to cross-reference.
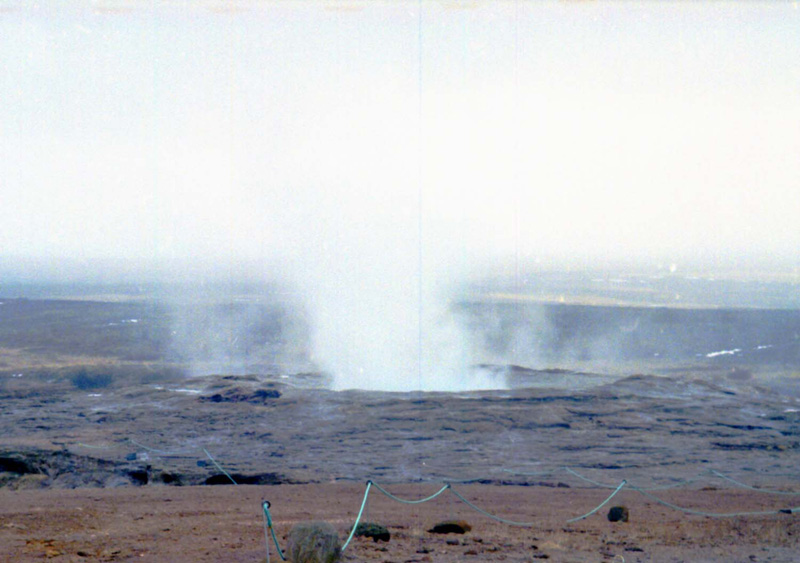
[203,472,286,485]
[354,522,390,542]
[199,386,281,404]
[428,520,472,534]
[9,473,49,490]
[153,470,183,485]
[0,448,155,489]
[286,521,341,563]
[607,506,629,522]
[69,368,113,391]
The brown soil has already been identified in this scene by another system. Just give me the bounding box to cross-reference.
[1,483,799,562]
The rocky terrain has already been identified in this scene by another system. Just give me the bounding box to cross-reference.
[2,366,800,493]
[1,294,799,561]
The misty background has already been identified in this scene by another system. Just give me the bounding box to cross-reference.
[1,1,799,390]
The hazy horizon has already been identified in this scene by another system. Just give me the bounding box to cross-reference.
[3,2,800,272]
[2,1,799,389]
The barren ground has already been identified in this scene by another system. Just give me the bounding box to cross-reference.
[2,296,799,562]
[2,483,800,562]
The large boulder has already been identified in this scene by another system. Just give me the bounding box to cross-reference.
[607,506,629,522]
[427,520,472,534]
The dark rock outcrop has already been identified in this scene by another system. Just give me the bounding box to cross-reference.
[428,520,472,534]
[199,386,281,404]
[354,522,390,542]
[607,506,629,522]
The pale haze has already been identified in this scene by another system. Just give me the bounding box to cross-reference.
[2,1,799,389]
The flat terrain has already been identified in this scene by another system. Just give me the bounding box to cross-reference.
[1,483,799,562]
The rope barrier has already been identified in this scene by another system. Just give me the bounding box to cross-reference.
[256,472,798,562]
[261,501,287,562]
[67,438,800,532]
[64,436,800,563]
[260,480,458,560]
[75,442,117,450]
[437,476,490,484]
[341,481,373,551]
[74,438,190,455]
[202,448,238,485]
[501,468,559,478]
[566,480,627,523]
[564,466,800,495]
[634,477,705,491]
[628,485,800,518]
[448,486,538,526]
[369,481,451,504]
[129,439,185,455]
[263,506,270,563]
[564,467,704,492]
[69,437,800,499]
[563,466,614,488]
[709,469,800,496]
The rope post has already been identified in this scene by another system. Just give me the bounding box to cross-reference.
[262,500,287,562]
[362,480,372,527]
[203,448,238,485]
[341,481,373,552]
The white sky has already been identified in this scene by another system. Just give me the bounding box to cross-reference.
[2,1,800,282]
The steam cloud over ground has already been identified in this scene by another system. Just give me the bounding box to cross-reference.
[2,3,799,390]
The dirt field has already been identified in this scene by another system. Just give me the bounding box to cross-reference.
[1,483,799,562]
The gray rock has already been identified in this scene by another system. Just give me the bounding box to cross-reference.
[607,505,629,522]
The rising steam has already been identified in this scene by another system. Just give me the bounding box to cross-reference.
[287,212,500,392]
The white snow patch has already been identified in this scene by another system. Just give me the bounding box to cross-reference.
[706,348,741,358]
[172,388,203,395]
